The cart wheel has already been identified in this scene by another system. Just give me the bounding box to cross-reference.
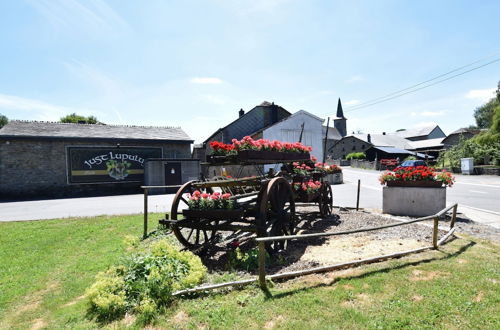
[171,181,218,250]
[319,183,333,217]
[258,177,296,254]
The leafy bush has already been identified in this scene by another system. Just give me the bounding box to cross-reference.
[404,156,417,161]
[346,152,366,160]
[86,238,206,323]
[228,247,269,271]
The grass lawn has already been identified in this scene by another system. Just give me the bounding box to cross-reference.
[0,214,499,329]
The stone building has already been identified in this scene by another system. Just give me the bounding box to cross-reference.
[0,121,192,198]
[332,98,347,138]
[328,133,412,160]
[441,128,481,149]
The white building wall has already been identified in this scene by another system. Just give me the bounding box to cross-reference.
[262,111,324,161]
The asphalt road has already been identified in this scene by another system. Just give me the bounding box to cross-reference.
[1,167,499,229]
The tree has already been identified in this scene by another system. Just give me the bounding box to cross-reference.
[0,113,8,128]
[497,80,500,102]
[473,98,499,129]
[60,113,101,124]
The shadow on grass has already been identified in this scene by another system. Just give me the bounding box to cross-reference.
[264,239,476,301]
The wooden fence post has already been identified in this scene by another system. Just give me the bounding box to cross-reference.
[432,216,439,249]
[450,204,457,229]
[258,241,267,289]
[143,188,149,239]
[356,180,361,211]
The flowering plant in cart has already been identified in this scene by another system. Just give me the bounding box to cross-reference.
[293,180,322,194]
[186,191,237,210]
[209,136,312,156]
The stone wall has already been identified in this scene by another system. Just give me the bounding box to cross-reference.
[328,136,371,159]
[0,139,191,199]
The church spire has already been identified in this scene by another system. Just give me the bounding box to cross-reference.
[336,98,345,118]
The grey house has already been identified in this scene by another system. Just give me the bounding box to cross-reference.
[328,133,412,160]
[195,101,291,161]
[0,121,193,198]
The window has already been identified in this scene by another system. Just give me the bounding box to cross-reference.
[362,144,365,149]
[352,146,356,151]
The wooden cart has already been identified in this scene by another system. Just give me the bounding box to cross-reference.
[165,154,333,253]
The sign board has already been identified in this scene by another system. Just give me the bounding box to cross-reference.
[67,146,162,184]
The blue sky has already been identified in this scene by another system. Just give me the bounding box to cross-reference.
[0,0,499,143]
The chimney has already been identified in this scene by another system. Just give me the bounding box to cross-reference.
[239,108,245,117]
[367,134,371,143]
[382,132,386,135]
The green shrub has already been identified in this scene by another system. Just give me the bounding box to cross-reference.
[86,267,127,321]
[404,155,417,161]
[86,238,206,323]
[228,247,269,271]
[346,152,366,160]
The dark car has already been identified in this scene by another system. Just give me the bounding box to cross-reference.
[399,160,426,167]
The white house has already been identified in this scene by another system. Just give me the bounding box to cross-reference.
[252,110,325,165]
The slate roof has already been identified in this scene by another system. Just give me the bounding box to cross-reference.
[369,146,433,159]
[0,120,192,142]
[203,101,291,144]
[323,125,342,140]
[408,138,444,150]
[351,133,413,149]
[393,125,440,139]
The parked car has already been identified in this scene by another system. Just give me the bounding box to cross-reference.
[399,160,426,167]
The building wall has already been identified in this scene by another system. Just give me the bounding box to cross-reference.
[262,112,324,161]
[442,132,474,149]
[328,136,372,159]
[0,139,191,198]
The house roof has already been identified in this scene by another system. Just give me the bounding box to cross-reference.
[203,101,291,143]
[0,120,192,142]
[252,109,324,136]
[447,127,482,136]
[408,138,445,150]
[368,146,434,159]
[392,125,441,139]
[351,133,413,149]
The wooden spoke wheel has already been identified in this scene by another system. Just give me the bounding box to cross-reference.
[171,181,218,250]
[318,182,333,217]
[258,177,296,254]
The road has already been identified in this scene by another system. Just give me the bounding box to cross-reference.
[1,167,499,228]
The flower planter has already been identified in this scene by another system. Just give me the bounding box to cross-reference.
[386,180,443,188]
[206,155,236,164]
[237,150,310,162]
[382,186,446,217]
[182,209,244,220]
[295,191,320,203]
[325,173,343,185]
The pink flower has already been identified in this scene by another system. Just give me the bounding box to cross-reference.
[221,193,231,199]
[201,193,210,199]
[192,190,201,197]
[213,192,221,196]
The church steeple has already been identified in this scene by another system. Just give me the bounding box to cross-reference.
[336,98,345,118]
[334,98,347,137]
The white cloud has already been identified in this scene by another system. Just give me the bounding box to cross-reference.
[0,93,98,121]
[345,99,361,106]
[190,77,223,84]
[465,88,496,103]
[346,75,365,83]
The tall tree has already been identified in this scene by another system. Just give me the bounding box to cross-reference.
[497,80,500,102]
[60,113,101,124]
[474,98,499,129]
[0,113,8,128]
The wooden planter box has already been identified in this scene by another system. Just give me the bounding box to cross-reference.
[294,191,320,203]
[237,150,310,162]
[386,180,442,188]
[182,209,244,220]
[206,155,236,164]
